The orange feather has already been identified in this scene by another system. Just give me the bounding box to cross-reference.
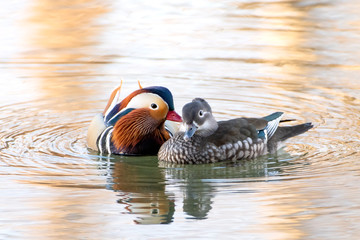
[138,80,143,89]
[117,88,149,111]
[112,109,170,153]
[103,80,123,115]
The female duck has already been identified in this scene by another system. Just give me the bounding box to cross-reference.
[158,98,313,164]
[87,83,182,155]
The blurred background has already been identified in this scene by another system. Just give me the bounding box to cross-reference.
[1,0,360,239]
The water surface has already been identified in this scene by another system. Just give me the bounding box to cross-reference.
[1,0,360,239]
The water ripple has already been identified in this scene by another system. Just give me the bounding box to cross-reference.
[0,103,106,188]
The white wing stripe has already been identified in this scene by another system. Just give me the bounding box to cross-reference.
[106,129,113,154]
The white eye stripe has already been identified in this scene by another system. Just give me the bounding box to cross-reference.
[199,110,210,118]
[126,93,167,109]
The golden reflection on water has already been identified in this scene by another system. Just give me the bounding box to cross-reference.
[20,0,109,109]
[18,185,117,239]
[27,0,108,55]
[248,1,317,90]
[256,182,315,240]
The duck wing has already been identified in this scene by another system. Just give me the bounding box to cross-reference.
[207,112,285,147]
[207,118,259,146]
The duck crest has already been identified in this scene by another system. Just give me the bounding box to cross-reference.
[105,86,176,124]
[118,89,142,111]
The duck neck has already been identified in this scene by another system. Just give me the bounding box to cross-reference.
[197,118,218,138]
[112,110,168,152]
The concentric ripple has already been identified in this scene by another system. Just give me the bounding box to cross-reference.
[0,102,106,187]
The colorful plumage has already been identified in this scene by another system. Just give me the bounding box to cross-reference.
[87,82,182,155]
[158,98,313,164]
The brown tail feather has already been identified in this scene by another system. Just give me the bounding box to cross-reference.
[267,122,313,153]
[273,122,313,142]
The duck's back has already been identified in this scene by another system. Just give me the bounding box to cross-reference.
[207,118,263,146]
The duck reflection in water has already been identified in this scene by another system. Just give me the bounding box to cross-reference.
[103,156,175,224]
[96,150,298,224]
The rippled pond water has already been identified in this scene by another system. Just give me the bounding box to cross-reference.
[1,0,360,239]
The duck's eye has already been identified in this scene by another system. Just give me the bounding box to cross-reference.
[150,103,158,110]
[199,110,204,117]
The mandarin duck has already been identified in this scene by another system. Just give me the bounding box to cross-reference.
[87,82,182,155]
[158,98,313,164]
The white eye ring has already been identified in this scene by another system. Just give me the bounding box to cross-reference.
[150,103,158,110]
[199,110,204,117]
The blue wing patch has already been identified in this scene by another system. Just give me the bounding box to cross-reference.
[258,112,284,141]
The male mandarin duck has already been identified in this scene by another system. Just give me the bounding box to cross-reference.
[87,82,182,155]
[158,98,313,164]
